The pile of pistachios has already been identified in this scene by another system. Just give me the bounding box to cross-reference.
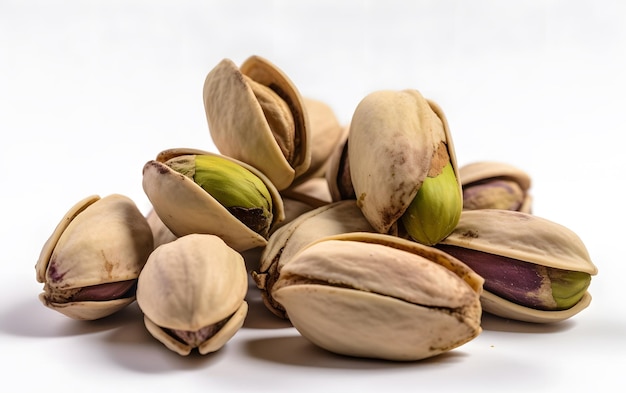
[35,55,598,361]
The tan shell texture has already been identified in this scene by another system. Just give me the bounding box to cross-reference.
[203,55,311,190]
[253,200,375,318]
[137,234,248,355]
[142,148,284,252]
[459,161,533,213]
[35,194,154,320]
[439,209,598,323]
[273,232,483,361]
[348,90,460,235]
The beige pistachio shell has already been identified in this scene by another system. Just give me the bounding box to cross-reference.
[460,161,531,191]
[145,208,178,249]
[137,234,248,355]
[459,161,532,213]
[35,194,153,320]
[294,98,345,182]
[325,127,355,202]
[252,200,375,318]
[141,148,285,252]
[348,90,460,234]
[203,55,310,190]
[273,232,483,361]
[439,209,598,323]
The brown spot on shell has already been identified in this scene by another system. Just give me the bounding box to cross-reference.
[461,230,479,239]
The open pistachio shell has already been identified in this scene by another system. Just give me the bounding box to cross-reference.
[438,209,598,323]
[348,90,461,238]
[273,232,483,361]
[252,200,375,319]
[203,55,311,190]
[460,161,532,213]
[136,234,248,356]
[35,194,154,320]
[142,148,284,252]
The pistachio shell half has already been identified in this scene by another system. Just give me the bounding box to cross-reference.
[273,232,483,361]
[252,200,375,319]
[136,234,248,355]
[437,209,598,323]
[142,148,285,252]
[35,194,153,320]
[348,90,462,245]
[203,55,311,190]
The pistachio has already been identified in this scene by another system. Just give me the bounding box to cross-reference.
[292,98,345,183]
[203,55,311,190]
[35,194,154,320]
[437,209,598,323]
[273,232,483,361]
[348,90,462,245]
[325,134,356,201]
[252,200,375,319]
[164,154,274,238]
[145,208,177,249]
[460,161,532,212]
[142,148,284,252]
[136,234,248,356]
[401,160,462,245]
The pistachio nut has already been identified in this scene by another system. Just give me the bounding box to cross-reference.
[348,90,462,245]
[142,148,284,252]
[35,194,153,320]
[203,55,311,190]
[136,234,248,356]
[460,161,532,213]
[437,209,598,323]
[252,200,375,319]
[272,232,483,361]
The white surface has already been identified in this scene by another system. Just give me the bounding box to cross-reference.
[2,0,625,391]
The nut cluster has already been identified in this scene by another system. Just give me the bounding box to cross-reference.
[35,54,598,361]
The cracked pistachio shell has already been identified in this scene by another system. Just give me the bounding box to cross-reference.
[438,209,598,323]
[460,161,533,213]
[35,194,154,320]
[137,234,248,356]
[273,232,483,361]
[142,148,284,252]
[348,90,461,236]
[252,200,375,319]
[203,55,311,191]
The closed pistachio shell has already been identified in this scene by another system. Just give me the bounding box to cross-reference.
[35,194,153,320]
[438,209,598,323]
[142,148,284,252]
[137,234,248,355]
[273,232,483,361]
[460,161,532,213]
[348,90,462,244]
[252,200,375,318]
[203,55,310,190]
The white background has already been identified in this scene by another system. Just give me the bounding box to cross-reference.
[2,0,625,391]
